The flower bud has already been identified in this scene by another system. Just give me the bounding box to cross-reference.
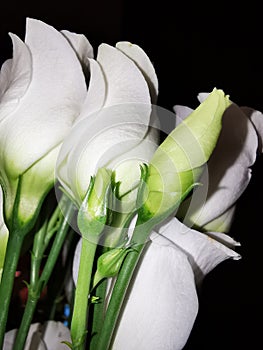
[139,88,231,224]
[93,246,132,287]
[77,168,112,240]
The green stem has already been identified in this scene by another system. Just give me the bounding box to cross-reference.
[13,296,38,350]
[96,219,153,350]
[13,201,73,350]
[0,231,25,348]
[70,238,98,350]
[90,278,108,350]
[30,222,47,288]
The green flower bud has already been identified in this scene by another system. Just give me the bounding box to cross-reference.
[139,88,231,224]
[93,247,132,287]
[77,168,112,240]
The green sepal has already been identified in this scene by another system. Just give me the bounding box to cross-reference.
[2,175,51,237]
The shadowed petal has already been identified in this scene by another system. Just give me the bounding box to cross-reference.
[157,217,240,285]
[176,102,258,228]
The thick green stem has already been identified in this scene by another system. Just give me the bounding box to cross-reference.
[96,219,153,350]
[70,238,98,350]
[0,231,24,348]
[13,202,73,350]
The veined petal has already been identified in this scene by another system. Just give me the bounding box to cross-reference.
[97,44,151,107]
[157,217,240,285]
[0,33,32,123]
[111,234,198,350]
[0,18,87,179]
[116,41,158,103]
[180,103,258,227]
[61,29,94,66]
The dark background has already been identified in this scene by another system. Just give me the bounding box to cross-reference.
[1,1,262,349]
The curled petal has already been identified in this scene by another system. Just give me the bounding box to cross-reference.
[157,217,240,285]
[241,107,263,153]
[77,58,107,121]
[0,34,32,123]
[97,44,151,107]
[0,18,87,178]
[61,29,94,65]
[116,41,158,103]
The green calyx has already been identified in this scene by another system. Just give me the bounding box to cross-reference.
[139,88,231,224]
[77,168,112,240]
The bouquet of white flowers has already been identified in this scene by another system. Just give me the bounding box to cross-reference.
[0,18,262,350]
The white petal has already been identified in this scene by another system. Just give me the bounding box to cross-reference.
[97,44,151,107]
[3,323,46,350]
[0,18,87,178]
[0,33,32,122]
[157,217,241,285]
[241,107,263,153]
[42,321,71,350]
[202,205,236,233]
[197,92,209,102]
[0,186,8,282]
[58,103,152,202]
[3,321,70,350]
[110,125,159,197]
[112,234,198,350]
[179,103,258,227]
[61,30,94,65]
[76,58,107,121]
[72,238,81,284]
[173,105,193,126]
[116,41,158,103]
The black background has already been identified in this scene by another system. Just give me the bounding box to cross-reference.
[1,1,263,349]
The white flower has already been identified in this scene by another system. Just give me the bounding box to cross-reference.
[0,186,8,282]
[3,321,71,350]
[175,94,263,232]
[56,41,159,207]
[0,18,92,227]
